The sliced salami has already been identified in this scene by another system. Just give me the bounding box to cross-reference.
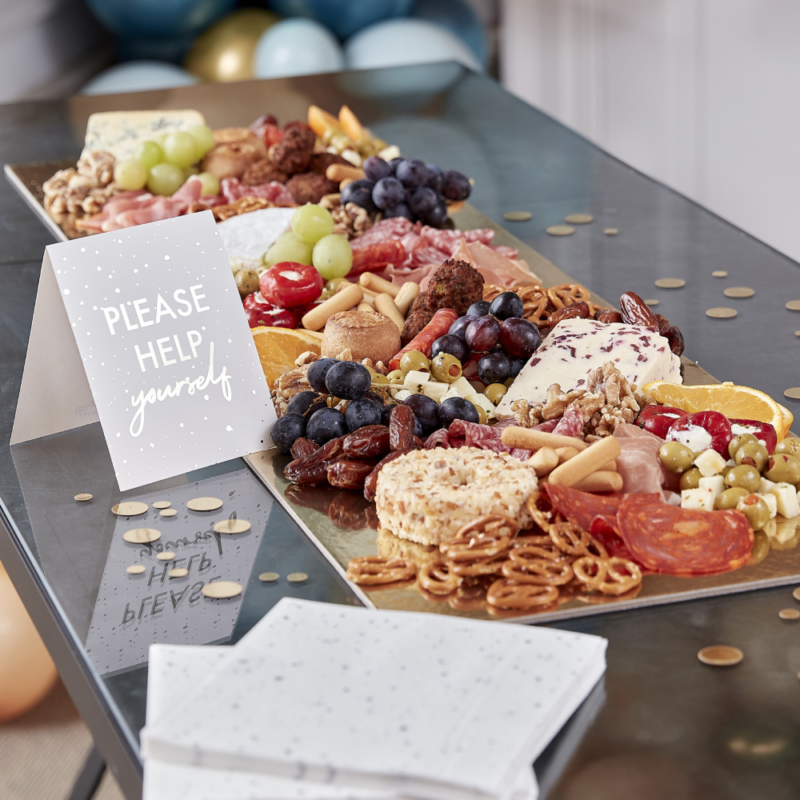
[445,419,532,460]
[552,407,584,438]
[424,428,451,450]
[350,218,415,249]
[616,494,753,575]
[543,484,628,533]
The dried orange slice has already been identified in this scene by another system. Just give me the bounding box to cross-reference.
[251,326,321,390]
[643,381,789,440]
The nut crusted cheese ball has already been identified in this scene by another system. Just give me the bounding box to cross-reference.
[375,447,538,546]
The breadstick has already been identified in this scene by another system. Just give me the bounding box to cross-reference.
[529,447,558,477]
[336,278,376,299]
[336,279,354,293]
[326,164,365,183]
[394,282,420,316]
[360,272,400,297]
[374,293,405,332]
[570,471,623,493]
[555,446,580,464]
[360,285,379,299]
[340,178,353,190]
[547,437,621,487]
[302,283,363,331]
[357,302,373,313]
[501,427,588,452]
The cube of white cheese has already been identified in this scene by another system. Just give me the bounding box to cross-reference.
[756,493,778,519]
[403,370,429,394]
[393,389,411,402]
[763,518,778,540]
[693,449,727,477]
[698,476,724,499]
[759,477,777,494]
[448,377,475,399]
[770,483,800,519]
[681,487,715,511]
[423,381,449,404]
[440,387,462,404]
[466,393,496,420]
[495,318,682,419]
[775,518,798,543]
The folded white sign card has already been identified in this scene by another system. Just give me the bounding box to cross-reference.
[12,212,276,490]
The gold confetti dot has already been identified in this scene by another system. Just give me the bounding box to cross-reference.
[546,225,574,236]
[644,299,659,307]
[793,587,800,601]
[603,228,618,236]
[202,581,243,599]
[74,493,93,502]
[213,518,251,535]
[706,307,738,319]
[157,551,175,561]
[503,211,531,222]
[654,278,686,289]
[795,331,800,337]
[169,568,189,578]
[698,645,743,666]
[152,501,171,509]
[786,300,800,311]
[122,528,161,544]
[287,572,308,583]
[159,508,178,517]
[723,287,755,299]
[187,497,223,512]
[564,213,593,224]
[712,270,728,278]
[126,565,145,575]
[784,388,800,400]
[112,501,148,517]
[259,572,280,582]
[779,608,800,620]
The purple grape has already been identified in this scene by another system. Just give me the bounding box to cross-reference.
[478,353,511,384]
[404,393,441,433]
[396,158,427,189]
[362,155,392,182]
[372,177,404,210]
[466,300,490,317]
[271,413,306,454]
[423,196,448,227]
[448,315,472,340]
[325,361,371,400]
[439,397,480,427]
[381,403,396,427]
[365,390,385,408]
[306,408,348,445]
[345,397,382,432]
[425,164,444,194]
[465,316,500,352]
[383,203,413,220]
[341,179,376,213]
[408,186,438,217]
[499,318,541,359]
[387,157,404,175]
[431,334,470,363]
[509,357,526,378]
[307,358,338,393]
[489,291,524,320]
[443,170,471,201]
[286,390,325,417]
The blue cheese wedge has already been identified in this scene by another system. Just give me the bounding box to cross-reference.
[496,318,682,418]
[82,110,206,161]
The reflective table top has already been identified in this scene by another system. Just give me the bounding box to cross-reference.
[2,63,800,799]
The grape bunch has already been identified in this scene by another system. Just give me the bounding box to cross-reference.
[341,157,471,228]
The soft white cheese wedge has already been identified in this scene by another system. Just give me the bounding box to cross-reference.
[770,483,800,519]
[694,449,726,477]
[699,475,724,499]
[423,382,449,404]
[681,487,715,511]
[403,370,430,394]
[756,492,778,519]
[496,318,682,418]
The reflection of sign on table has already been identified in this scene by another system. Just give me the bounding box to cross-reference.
[85,469,271,676]
[12,212,275,490]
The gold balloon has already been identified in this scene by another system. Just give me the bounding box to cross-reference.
[185,9,280,83]
[0,561,57,722]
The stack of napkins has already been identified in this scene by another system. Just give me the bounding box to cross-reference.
[142,599,607,800]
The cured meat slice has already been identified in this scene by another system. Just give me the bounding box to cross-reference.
[350,218,416,249]
[445,420,532,460]
[543,484,628,533]
[552,407,583,438]
[614,423,667,498]
[220,178,293,205]
[348,240,405,276]
[424,429,451,450]
[617,494,753,575]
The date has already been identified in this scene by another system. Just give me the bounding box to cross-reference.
[665,325,684,356]
[284,459,329,485]
[364,450,408,501]
[619,291,658,327]
[389,405,416,452]
[327,459,377,490]
[595,308,623,324]
[290,437,319,460]
[342,425,391,459]
[548,301,590,327]
[328,491,373,529]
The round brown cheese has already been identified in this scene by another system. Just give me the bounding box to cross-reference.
[322,310,400,365]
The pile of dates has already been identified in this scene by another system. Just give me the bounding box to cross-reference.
[283,405,421,500]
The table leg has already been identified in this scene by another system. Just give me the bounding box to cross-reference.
[66,746,106,800]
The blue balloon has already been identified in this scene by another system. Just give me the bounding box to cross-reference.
[268,0,413,40]
[80,62,199,95]
[86,0,236,38]
[411,0,487,67]
[254,19,345,79]
[115,34,195,64]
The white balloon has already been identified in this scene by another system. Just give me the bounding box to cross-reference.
[254,18,345,79]
[81,61,198,95]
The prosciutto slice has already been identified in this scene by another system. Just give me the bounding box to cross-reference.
[613,423,668,499]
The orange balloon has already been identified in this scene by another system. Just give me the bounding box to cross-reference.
[0,561,57,722]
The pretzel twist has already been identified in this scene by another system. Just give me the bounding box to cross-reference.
[572,555,642,595]
[346,556,416,586]
[486,580,559,610]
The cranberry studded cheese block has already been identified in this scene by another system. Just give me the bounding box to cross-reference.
[495,319,682,418]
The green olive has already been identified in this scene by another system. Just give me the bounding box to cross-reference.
[775,438,800,457]
[734,442,769,472]
[724,465,761,493]
[737,494,771,531]
[749,530,771,565]
[728,433,759,460]
[387,369,404,384]
[715,487,749,510]
[430,353,462,383]
[504,377,515,387]
[235,269,259,297]
[484,383,508,406]
[764,454,800,484]
[399,351,430,375]
[372,373,389,385]
[680,468,702,491]
[659,441,695,474]
[468,400,488,425]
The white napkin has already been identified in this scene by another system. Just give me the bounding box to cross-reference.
[143,599,605,800]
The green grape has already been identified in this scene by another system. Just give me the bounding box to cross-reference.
[312,234,353,280]
[152,133,169,147]
[147,163,184,196]
[291,203,334,244]
[113,159,147,191]
[196,171,220,196]
[133,140,163,170]
[162,131,198,169]
[186,124,215,157]
[263,231,313,267]
[183,165,200,180]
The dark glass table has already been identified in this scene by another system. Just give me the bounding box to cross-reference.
[2,63,800,800]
